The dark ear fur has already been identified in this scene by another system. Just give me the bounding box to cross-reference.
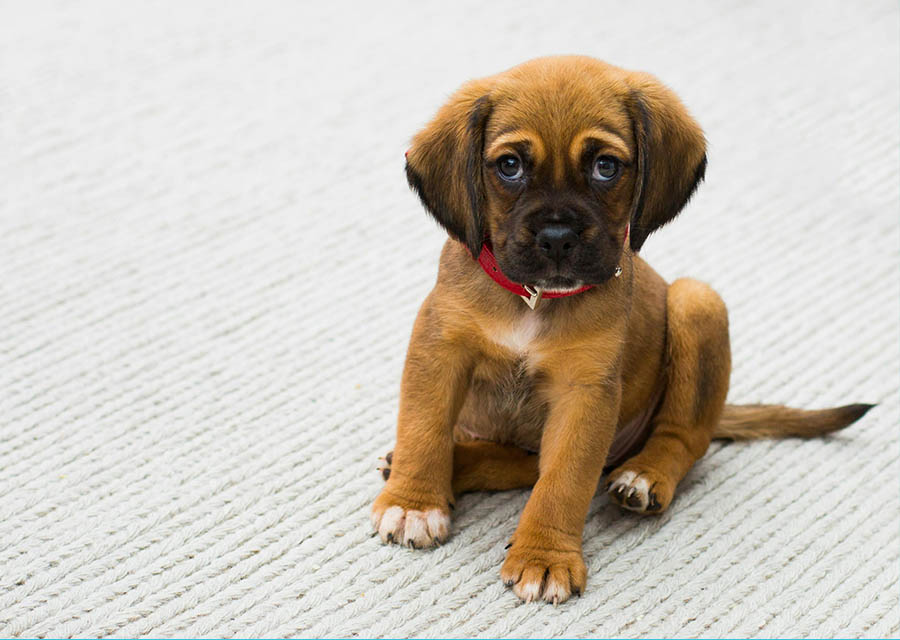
[405,81,492,256]
[626,74,707,252]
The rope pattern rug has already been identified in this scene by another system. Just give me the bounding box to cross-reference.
[1,2,897,637]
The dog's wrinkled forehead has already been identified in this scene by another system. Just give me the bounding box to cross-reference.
[483,63,636,178]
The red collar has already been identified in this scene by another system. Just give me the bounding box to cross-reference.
[474,223,628,309]
[475,242,593,308]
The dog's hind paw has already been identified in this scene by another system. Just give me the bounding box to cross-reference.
[605,466,673,514]
[376,451,393,481]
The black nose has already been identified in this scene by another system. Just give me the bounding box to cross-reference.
[535,225,579,262]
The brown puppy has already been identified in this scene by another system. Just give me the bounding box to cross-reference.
[371,56,872,604]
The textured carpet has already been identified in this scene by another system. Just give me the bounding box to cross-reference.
[1,1,898,638]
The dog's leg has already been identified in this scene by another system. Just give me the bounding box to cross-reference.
[371,299,474,549]
[607,278,730,514]
[501,371,622,604]
[452,441,540,493]
[381,440,540,494]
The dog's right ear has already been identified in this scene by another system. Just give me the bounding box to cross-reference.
[405,80,493,257]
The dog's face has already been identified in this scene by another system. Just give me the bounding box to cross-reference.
[406,56,708,288]
[478,71,640,288]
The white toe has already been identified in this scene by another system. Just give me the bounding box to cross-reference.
[402,510,429,547]
[425,509,450,541]
[542,576,570,605]
[378,505,405,542]
[514,579,543,603]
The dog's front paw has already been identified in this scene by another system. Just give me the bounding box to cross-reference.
[371,488,451,549]
[605,465,674,514]
[500,539,586,604]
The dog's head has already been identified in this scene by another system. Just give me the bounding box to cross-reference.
[405,56,707,289]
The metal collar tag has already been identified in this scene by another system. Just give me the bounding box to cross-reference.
[520,285,544,310]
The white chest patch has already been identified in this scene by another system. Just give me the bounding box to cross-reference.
[491,314,543,355]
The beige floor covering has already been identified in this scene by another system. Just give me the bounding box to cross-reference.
[1,1,898,637]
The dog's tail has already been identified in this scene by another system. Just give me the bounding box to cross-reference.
[712,403,875,440]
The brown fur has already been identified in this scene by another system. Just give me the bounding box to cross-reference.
[714,403,873,440]
[371,56,873,604]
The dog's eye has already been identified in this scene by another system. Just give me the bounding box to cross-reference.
[497,155,524,180]
[592,155,619,181]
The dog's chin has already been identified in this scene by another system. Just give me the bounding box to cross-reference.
[535,276,585,292]
[499,261,617,291]
[497,248,620,291]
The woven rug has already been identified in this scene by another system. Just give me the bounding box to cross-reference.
[2,1,897,637]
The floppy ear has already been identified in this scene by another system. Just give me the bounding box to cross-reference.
[405,80,493,257]
[626,73,707,252]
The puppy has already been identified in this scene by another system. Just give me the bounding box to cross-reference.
[371,55,872,604]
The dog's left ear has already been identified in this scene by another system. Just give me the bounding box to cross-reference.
[625,73,707,252]
[405,80,493,257]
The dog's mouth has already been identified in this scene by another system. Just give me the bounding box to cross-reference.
[497,251,619,290]
[491,230,622,291]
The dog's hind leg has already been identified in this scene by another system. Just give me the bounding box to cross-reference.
[606,278,731,514]
[451,440,540,494]
[380,440,539,495]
